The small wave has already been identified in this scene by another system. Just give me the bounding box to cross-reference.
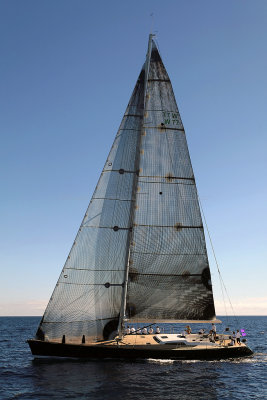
[254,353,267,361]
[230,353,267,363]
[147,358,175,364]
[9,393,23,398]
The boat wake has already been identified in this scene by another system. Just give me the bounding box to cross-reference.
[147,354,267,364]
[147,358,175,364]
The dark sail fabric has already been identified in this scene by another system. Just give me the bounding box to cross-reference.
[37,69,145,342]
[126,41,216,322]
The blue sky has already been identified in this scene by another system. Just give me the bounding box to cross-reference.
[0,0,266,316]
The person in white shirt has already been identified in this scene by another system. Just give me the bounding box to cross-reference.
[208,323,216,342]
[210,323,216,340]
[125,326,131,335]
[148,327,153,334]
[155,326,161,334]
[142,327,148,334]
[230,331,236,346]
[236,330,241,345]
[130,327,136,334]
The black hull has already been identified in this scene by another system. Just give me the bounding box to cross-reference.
[28,340,253,361]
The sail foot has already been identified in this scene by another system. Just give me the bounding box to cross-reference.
[126,319,222,324]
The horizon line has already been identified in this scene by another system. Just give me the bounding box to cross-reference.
[0,315,266,318]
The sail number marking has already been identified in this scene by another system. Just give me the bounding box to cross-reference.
[162,111,180,126]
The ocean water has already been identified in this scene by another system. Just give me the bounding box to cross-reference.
[0,316,266,400]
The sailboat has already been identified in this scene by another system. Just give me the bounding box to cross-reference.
[28,35,252,360]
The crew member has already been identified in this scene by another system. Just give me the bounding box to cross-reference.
[186,325,192,334]
[236,330,241,345]
[126,326,131,335]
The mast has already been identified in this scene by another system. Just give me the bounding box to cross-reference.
[118,34,155,338]
[144,34,155,105]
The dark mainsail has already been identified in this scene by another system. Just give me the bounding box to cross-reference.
[36,36,216,343]
[126,39,216,323]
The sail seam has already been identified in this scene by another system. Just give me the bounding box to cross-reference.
[118,128,141,131]
[58,282,123,286]
[147,79,170,82]
[124,114,143,117]
[130,251,206,256]
[102,170,138,174]
[115,131,140,138]
[43,317,118,324]
[92,197,133,202]
[82,226,132,230]
[133,224,203,228]
[64,267,125,271]
[128,272,203,277]
[138,175,195,180]
[145,109,179,112]
[124,108,181,113]
[142,126,184,131]
[137,180,195,186]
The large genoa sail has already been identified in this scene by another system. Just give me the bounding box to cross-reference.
[36,68,145,342]
[125,38,216,323]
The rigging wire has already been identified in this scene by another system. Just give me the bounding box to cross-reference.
[198,195,240,328]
